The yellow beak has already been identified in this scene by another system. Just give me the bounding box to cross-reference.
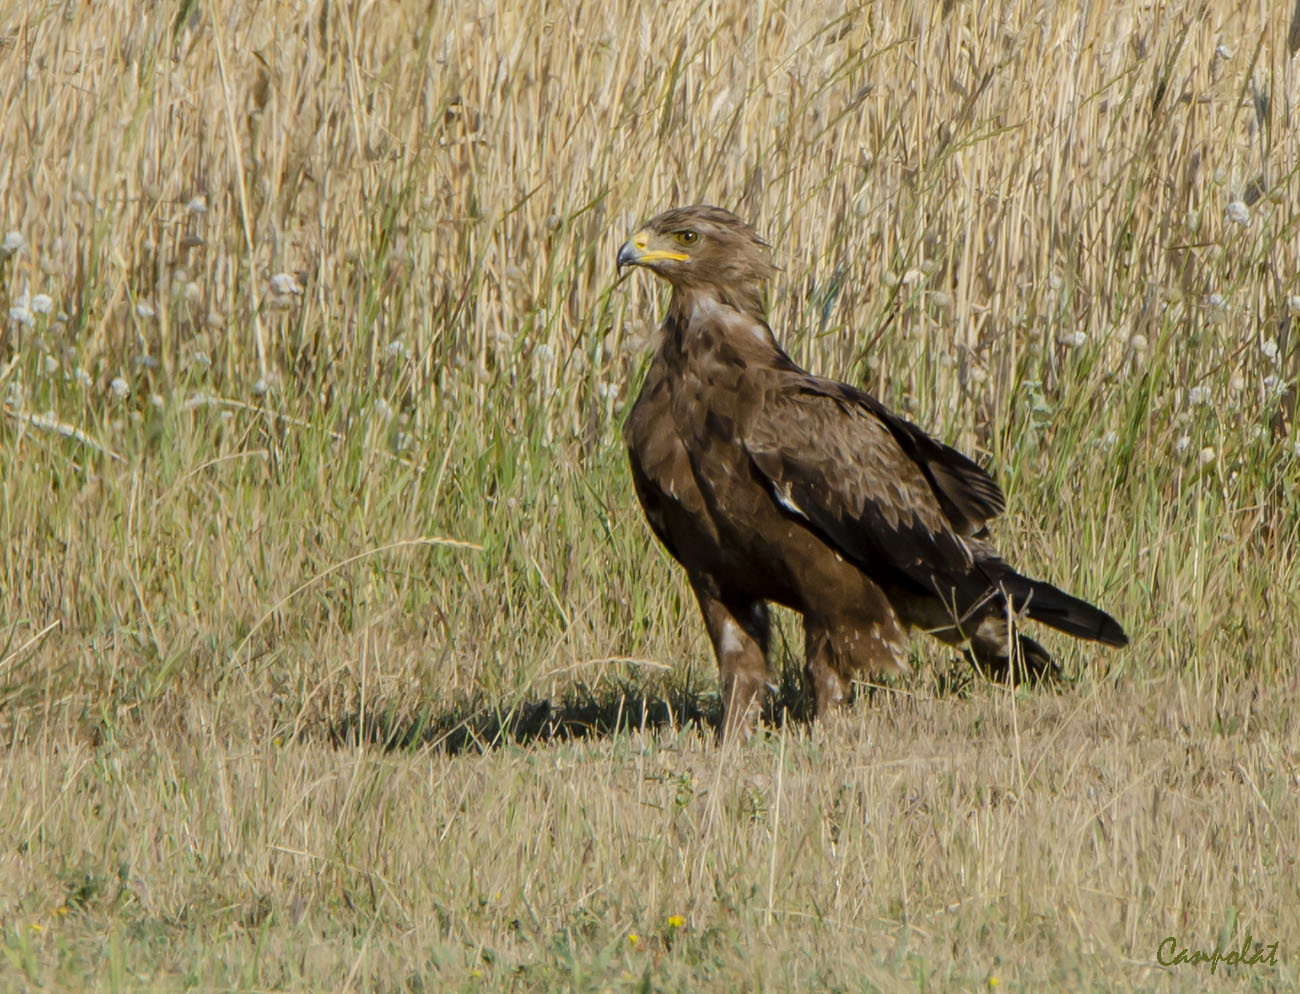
[616,230,689,274]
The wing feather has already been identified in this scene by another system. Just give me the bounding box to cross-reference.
[850,387,1005,532]
[743,375,1002,601]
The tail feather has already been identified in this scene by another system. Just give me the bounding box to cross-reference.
[999,571,1128,647]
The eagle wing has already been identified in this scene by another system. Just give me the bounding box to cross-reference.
[742,374,1006,601]
[851,387,1005,533]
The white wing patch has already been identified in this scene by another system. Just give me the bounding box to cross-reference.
[772,481,806,518]
[953,532,974,567]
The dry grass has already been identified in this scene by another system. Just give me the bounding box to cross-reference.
[1,0,1299,989]
[3,681,1298,991]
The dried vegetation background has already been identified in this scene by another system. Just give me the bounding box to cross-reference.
[1,0,1299,990]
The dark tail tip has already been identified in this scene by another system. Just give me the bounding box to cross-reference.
[1003,573,1128,647]
[1095,615,1129,648]
[1045,599,1127,647]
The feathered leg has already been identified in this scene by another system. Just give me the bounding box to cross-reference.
[966,623,1059,683]
[804,624,851,714]
[691,579,771,740]
[802,579,909,718]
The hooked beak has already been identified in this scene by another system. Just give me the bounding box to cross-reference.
[615,240,641,276]
[615,229,689,277]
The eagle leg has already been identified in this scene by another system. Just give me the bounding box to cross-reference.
[691,580,771,740]
[965,628,1060,684]
[800,578,910,717]
[803,624,851,715]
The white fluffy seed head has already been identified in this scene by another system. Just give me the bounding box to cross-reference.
[269,272,303,296]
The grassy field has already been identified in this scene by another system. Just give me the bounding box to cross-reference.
[2,0,1299,990]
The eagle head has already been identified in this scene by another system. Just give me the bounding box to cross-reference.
[616,205,774,293]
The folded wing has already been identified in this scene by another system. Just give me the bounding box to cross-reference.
[742,375,1000,606]
[743,374,1126,646]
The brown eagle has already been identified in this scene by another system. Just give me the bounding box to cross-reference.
[615,205,1127,738]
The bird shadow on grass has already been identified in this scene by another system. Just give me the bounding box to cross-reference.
[330,685,729,756]
[326,654,1007,756]
[329,658,828,755]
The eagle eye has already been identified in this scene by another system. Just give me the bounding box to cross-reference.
[674,230,699,245]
